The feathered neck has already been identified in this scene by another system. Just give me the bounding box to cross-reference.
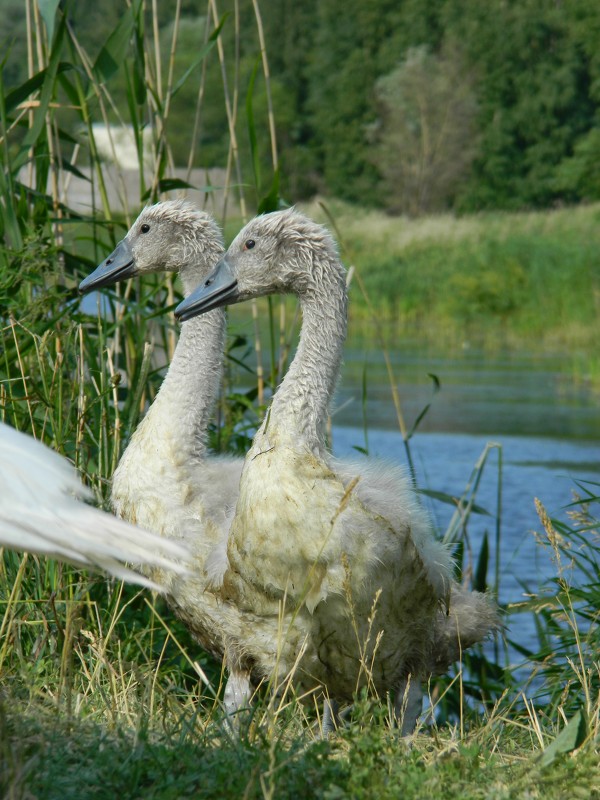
[264,260,348,456]
[133,256,225,462]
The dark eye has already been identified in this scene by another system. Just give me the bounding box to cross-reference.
[140,223,150,233]
[244,239,255,250]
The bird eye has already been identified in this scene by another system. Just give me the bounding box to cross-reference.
[244,239,255,250]
[140,223,150,234]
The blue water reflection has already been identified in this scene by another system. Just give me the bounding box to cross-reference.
[332,425,599,661]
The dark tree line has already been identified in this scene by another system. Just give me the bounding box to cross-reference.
[269,0,600,213]
[262,0,600,212]
[4,0,600,214]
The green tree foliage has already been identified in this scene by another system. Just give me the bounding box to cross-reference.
[1,0,30,87]
[555,129,600,201]
[4,0,600,212]
[370,44,478,214]
[157,15,227,169]
[306,0,408,205]
[443,0,600,210]
[256,0,319,198]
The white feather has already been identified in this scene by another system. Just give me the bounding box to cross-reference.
[75,202,497,722]
[77,203,273,706]
[0,422,191,591]
[177,209,498,709]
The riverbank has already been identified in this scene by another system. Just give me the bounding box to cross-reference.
[223,200,600,392]
[298,200,600,370]
[3,220,599,798]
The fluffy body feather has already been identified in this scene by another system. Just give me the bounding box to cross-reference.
[79,202,495,723]
[80,203,285,678]
[0,422,190,590]
[176,209,498,707]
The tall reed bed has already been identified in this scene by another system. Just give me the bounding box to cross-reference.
[0,0,276,741]
[0,2,599,796]
[302,198,600,364]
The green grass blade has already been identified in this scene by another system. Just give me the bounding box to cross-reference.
[14,14,67,171]
[37,0,61,44]
[92,1,139,86]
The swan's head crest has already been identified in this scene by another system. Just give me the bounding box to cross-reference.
[230,208,344,297]
[175,208,346,321]
[79,200,224,294]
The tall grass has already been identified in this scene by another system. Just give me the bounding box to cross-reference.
[0,0,269,737]
[1,2,599,797]
[303,198,600,361]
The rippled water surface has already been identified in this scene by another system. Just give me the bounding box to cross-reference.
[330,344,599,659]
[335,344,599,439]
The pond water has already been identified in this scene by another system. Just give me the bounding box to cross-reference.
[329,344,599,664]
[334,344,599,440]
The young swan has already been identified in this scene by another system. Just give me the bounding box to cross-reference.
[176,209,498,732]
[80,201,257,714]
[0,422,191,591]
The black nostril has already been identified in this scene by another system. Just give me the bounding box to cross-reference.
[205,278,213,286]
[107,258,113,265]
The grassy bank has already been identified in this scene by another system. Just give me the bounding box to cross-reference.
[301,199,600,355]
[2,495,600,800]
[3,693,600,799]
[2,236,599,797]
[2,500,600,800]
[221,200,600,391]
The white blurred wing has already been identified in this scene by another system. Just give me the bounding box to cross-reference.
[0,423,190,590]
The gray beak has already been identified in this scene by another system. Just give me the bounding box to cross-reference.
[175,258,239,322]
[79,239,135,294]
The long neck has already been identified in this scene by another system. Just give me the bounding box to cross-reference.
[136,261,225,462]
[149,309,225,460]
[266,268,347,455]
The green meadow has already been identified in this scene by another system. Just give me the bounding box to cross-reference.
[224,200,600,393]
[303,200,600,355]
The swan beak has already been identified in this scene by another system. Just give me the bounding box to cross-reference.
[175,258,239,322]
[79,239,135,294]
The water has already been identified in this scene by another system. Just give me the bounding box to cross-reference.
[230,330,597,663]
[332,426,598,601]
[330,345,600,663]
[334,344,600,439]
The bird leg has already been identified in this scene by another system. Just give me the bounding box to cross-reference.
[223,669,252,731]
[322,697,341,737]
[394,676,422,735]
